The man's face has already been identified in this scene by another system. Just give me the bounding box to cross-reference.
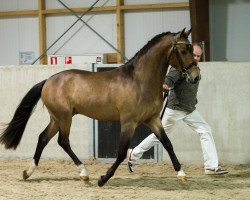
[193,45,202,62]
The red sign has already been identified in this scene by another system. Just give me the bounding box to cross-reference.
[65,56,72,64]
[50,57,58,65]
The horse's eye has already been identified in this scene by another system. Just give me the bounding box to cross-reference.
[187,45,193,52]
[181,50,187,55]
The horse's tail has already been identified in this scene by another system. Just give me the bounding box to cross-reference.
[0,80,47,150]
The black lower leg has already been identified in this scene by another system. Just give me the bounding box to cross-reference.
[157,129,181,171]
[98,138,130,187]
[58,134,82,166]
[33,129,49,166]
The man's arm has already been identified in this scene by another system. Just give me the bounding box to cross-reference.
[163,67,181,91]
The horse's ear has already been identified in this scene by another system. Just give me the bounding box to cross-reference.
[180,28,192,39]
[180,28,186,38]
[184,28,192,38]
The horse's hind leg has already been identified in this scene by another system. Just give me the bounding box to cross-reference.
[57,117,89,181]
[23,118,59,180]
[98,122,135,187]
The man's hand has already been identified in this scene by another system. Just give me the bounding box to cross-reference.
[163,84,169,92]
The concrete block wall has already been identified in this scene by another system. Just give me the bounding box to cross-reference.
[163,62,250,165]
[0,62,249,164]
[0,64,93,160]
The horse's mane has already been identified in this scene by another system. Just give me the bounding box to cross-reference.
[124,31,172,66]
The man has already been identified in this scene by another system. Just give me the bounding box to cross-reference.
[127,43,228,175]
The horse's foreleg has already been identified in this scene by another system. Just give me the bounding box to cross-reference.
[157,129,181,171]
[58,119,89,181]
[23,119,59,180]
[98,122,135,187]
[145,117,186,182]
[157,129,186,182]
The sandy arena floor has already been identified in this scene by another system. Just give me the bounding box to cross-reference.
[0,159,249,200]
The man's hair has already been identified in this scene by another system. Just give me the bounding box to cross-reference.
[192,42,203,53]
[192,42,202,48]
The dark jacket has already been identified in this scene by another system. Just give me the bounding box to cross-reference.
[164,67,199,113]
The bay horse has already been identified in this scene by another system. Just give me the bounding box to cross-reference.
[0,28,200,187]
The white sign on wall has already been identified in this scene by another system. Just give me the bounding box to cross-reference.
[19,52,35,65]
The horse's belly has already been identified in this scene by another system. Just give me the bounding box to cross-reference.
[76,104,120,121]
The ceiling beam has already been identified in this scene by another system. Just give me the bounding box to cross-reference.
[0,3,189,17]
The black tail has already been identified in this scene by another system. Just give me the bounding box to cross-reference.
[0,80,47,150]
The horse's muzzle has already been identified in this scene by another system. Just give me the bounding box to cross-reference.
[183,68,201,84]
[192,75,201,84]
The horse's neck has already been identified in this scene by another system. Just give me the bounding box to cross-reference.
[134,44,170,89]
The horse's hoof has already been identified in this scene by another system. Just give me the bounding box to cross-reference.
[177,176,187,183]
[23,170,29,180]
[98,176,105,187]
[177,169,186,183]
[80,175,89,181]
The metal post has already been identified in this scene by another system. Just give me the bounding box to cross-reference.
[201,40,206,61]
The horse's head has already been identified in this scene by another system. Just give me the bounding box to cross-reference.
[168,28,201,84]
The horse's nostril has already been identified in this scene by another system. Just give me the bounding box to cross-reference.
[194,76,199,83]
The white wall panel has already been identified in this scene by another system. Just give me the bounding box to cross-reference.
[125,10,163,59]
[18,17,39,55]
[0,17,38,65]
[46,0,115,9]
[210,0,250,61]
[46,13,116,55]
[0,0,18,11]
[46,16,67,55]
[0,0,37,11]
[17,0,37,10]
[46,0,80,10]
[125,9,190,59]
[226,2,250,61]
[0,18,19,64]
[63,13,116,54]
[0,0,190,65]
[125,0,188,4]
[162,9,190,33]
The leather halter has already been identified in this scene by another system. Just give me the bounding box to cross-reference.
[172,35,196,73]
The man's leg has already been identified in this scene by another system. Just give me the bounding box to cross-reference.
[183,110,228,174]
[128,108,185,171]
[129,133,158,162]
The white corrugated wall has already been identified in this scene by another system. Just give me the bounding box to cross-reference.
[0,0,190,65]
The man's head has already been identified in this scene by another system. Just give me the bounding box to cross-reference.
[193,43,203,63]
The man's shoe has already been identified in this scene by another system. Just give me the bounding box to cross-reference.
[127,149,134,173]
[205,166,228,175]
